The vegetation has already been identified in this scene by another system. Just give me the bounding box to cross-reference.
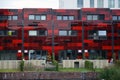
[99,60,120,80]
[19,60,24,71]
[85,61,93,70]
[59,68,102,72]
[0,69,19,72]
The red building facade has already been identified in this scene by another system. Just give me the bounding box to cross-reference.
[0,8,120,61]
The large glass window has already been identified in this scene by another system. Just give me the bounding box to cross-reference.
[97,0,104,8]
[77,0,83,8]
[89,50,107,59]
[108,0,115,8]
[29,15,35,20]
[90,0,94,8]
[59,30,67,36]
[29,30,37,36]
[0,50,17,60]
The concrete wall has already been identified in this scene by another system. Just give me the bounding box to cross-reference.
[63,60,109,68]
[0,60,46,69]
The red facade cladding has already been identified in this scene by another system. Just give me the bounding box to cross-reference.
[0,8,120,60]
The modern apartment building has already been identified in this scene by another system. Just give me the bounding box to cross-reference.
[0,8,120,62]
[59,0,120,9]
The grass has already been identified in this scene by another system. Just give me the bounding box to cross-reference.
[59,68,102,72]
[0,68,102,72]
[0,69,19,72]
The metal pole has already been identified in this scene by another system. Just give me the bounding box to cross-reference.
[51,10,55,60]
[81,10,85,59]
[22,9,24,59]
[111,21,114,56]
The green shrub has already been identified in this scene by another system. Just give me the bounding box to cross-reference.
[99,65,120,80]
[115,60,120,67]
[85,61,93,70]
[19,60,24,71]
[52,60,59,71]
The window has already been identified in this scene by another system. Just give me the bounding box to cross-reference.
[118,30,120,36]
[59,30,77,36]
[57,15,74,20]
[0,16,8,20]
[112,16,117,20]
[68,30,77,36]
[57,16,62,20]
[41,15,46,20]
[89,50,107,59]
[98,31,107,36]
[7,30,17,36]
[28,30,47,36]
[77,0,83,8]
[108,0,115,8]
[93,15,98,20]
[63,16,68,20]
[69,16,74,20]
[29,15,46,20]
[29,30,37,36]
[59,30,67,36]
[29,15,35,20]
[87,15,92,20]
[13,16,18,20]
[0,30,17,36]
[112,16,120,20]
[99,15,105,20]
[87,14,104,20]
[35,15,40,20]
[8,16,11,20]
[90,0,94,8]
[118,0,120,8]
[38,30,47,36]
[0,31,4,36]
[97,0,104,8]
[88,30,107,40]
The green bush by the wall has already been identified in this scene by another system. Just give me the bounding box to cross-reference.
[85,61,93,70]
[19,60,24,71]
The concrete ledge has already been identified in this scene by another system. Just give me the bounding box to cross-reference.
[63,60,109,68]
